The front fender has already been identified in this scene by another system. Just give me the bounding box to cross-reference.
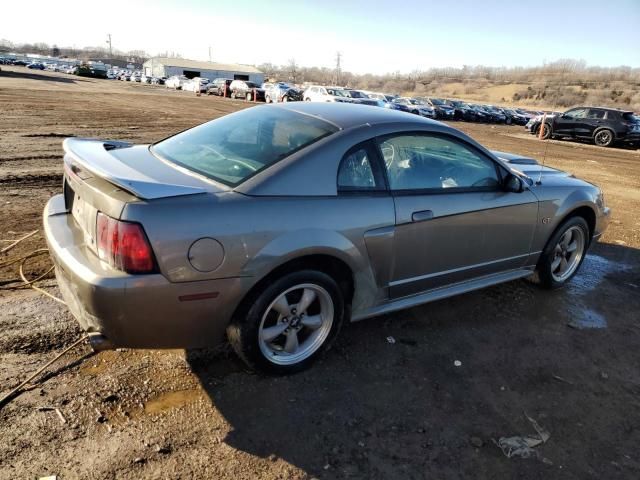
[532,186,599,253]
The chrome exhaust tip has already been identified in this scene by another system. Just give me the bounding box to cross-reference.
[88,333,114,352]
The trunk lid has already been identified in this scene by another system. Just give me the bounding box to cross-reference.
[62,137,225,256]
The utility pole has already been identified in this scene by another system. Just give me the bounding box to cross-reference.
[335,51,342,86]
[106,34,112,57]
[208,46,212,62]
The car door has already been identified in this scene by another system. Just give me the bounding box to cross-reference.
[583,108,606,138]
[377,132,539,298]
[554,108,588,137]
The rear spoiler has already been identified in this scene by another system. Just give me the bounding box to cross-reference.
[63,138,206,200]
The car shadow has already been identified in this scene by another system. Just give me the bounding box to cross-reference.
[0,69,88,83]
[186,242,640,478]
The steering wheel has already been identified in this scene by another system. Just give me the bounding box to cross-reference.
[381,144,395,168]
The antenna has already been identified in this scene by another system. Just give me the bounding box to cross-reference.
[536,65,566,185]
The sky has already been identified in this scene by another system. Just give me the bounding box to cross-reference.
[3,0,639,74]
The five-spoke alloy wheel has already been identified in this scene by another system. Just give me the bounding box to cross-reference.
[228,270,344,374]
[536,216,589,289]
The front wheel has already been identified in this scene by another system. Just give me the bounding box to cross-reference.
[227,270,345,374]
[534,216,589,289]
[538,123,552,140]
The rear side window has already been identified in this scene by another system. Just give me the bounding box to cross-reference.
[337,142,385,192]
[587,109,605,119]
[151,107,338,186]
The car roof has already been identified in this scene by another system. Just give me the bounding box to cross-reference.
[274,102,440,130]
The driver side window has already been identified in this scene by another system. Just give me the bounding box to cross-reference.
[379,134,500,191]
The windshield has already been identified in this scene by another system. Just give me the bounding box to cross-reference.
[430,98,445,105]
[327,89,348,97]
[151,107,338,186]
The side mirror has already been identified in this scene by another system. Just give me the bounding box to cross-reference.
[504,173,524,193]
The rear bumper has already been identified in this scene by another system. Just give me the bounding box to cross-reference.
[43,194,247,349]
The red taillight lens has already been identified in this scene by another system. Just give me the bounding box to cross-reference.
[96,212,156,274]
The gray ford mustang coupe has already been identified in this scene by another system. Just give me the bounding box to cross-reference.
[44,103,610,373]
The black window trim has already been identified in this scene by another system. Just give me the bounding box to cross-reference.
[372,130,506,196]
[337,139,389,195]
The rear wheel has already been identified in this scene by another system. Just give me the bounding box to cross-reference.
[227,270,344,374]
[246,92,252,101]
[594,128,614,147]
[534,216,589,289]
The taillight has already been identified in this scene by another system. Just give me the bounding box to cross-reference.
[96,212,156,274]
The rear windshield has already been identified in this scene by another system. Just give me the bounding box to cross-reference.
[151,107,339,186]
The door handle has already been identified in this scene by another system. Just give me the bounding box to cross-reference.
[412,210,434,222]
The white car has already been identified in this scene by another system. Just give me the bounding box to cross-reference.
[182,77,210,93]
[303,85,352,103]
[165,75,189,90]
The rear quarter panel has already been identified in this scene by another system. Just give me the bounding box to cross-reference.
[122,192,396,313]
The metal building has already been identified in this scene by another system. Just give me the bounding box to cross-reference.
[143,57,264,84]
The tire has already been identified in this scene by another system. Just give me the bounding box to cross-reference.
[227,270,345,374]
[594,128,614,147]
[246,92,252,101]
[506,118,512,125]
[282,96,288,102]
[305,97,311,101]
[535,216,590,289]
[538,123,552,140]
[265,95,272,103]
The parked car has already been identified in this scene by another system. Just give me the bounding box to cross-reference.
[499,108,529,126]
[229,80,265,101]
[525,113,558,135]
[344,90,370,100]
[207,78,233,96]
[535,107,640,147]
[303,85,352,102]
[421,98,456,119]
[366,92,398,103]
[478,105,507,123]
[151,76,166,85]
[263,82,303,103]
[140,74,153,84]
[165,75,189,90]
[447,100,479,121]
[466,104,492,122]
[26,62,45,70]
[392,98,436,118]
[44,103,610,374]
[183,77,210,93]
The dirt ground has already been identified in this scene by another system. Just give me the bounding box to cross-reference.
[1,66,639,480]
